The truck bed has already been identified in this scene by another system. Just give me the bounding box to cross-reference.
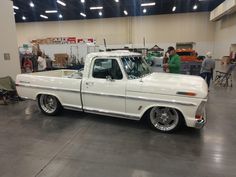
[16,70,83,110]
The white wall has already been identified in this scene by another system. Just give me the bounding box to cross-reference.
[0,0,21,79]
[213,12,236,58]
[16,12,215,56]
[16,17,130,47]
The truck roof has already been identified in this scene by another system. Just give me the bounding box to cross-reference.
[86,51,141,59]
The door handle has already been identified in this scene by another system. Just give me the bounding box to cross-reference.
[85,82,94,86]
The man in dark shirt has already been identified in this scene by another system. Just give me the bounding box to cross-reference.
[200,52,215,88]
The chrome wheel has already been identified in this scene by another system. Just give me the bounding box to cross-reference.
[39,95,58,114]
[149,107,179,132]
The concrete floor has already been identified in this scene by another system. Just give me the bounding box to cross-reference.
[1,65,236,177]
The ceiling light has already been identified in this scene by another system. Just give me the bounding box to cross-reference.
[143,9,147,14]
[45,10,58,13]
[13,5,19,10]
[40,14,48,19]
[90,6,103,10]
[124,10,128,15]
[59,14,63,18]
[193,4,198,10]
[81,0,85,3]
[57,0,66,6]
[22,16,26,20]
[29,2,34,7]
[80,12,86,17]
[172,6,176,12]
[115,0,119,2]
[141,2,156,7]
[99,12,102,16]
[14,12,16,15]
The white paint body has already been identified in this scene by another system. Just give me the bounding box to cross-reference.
[16,52,208,128]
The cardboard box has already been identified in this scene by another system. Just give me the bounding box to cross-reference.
[53,53,69,67]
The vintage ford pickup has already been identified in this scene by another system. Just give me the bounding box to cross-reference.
[16,51,208,132]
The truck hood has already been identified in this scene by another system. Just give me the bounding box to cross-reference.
[127,73,208,99]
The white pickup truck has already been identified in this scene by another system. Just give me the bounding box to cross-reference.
[16,51,208,132]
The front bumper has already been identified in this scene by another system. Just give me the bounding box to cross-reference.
[195,108,207,129]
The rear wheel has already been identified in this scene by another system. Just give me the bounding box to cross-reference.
[38,95,62,115]
[148,107,182,132]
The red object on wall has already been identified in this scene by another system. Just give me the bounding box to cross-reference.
[77,38,84,43]
[87,38,94,43]
[67,37,76,43]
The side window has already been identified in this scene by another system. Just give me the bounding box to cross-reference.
[92,59,123,80]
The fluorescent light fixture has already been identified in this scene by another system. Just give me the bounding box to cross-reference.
[193,4,198,10]
[40,14,48,19]
[57,0,66,6]
[81,0,85,3]
[172,6,176,12]
[45,10,58,13]
[13,6,19,10]
[80,12,86,17]
[59,14,63,18]
[141,2,156,7]
[90,6,103,10]
[99,12,102,16]
[22,16,26,20]
[124,10,128,15]
[143,9,147,13]
[29,2,34,7]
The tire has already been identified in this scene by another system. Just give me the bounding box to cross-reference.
[38,94,62,116]
[148,107,183,133]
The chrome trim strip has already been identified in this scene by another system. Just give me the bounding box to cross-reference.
[63,105,83,111]
[17,84,196,106]
[83,107,140,120]
[17,83,81,93]
[128,90,203,99]
[83,91,125,99]
[19,96,35,101]
[82,91,197,106]
[128,95,197,106]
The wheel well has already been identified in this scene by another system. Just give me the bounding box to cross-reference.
[141,106,186,125]
[36,94,61,105]
[36,94,41,100]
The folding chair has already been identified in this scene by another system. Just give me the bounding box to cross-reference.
[214,64,236,87]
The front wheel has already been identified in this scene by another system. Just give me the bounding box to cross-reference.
[38,94,62,115]
[148,107,182,132]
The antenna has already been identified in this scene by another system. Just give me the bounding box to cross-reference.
[143,37,146,48]
[103,38,107,51]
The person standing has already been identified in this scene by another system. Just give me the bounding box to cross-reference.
[200,52,215,88]
[37,51,46,71]
[23,57,33,73]
[163,46,181,74]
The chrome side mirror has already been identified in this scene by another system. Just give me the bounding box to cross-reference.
[106,75,114,82]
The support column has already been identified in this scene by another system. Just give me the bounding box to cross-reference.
[0,0,21,79]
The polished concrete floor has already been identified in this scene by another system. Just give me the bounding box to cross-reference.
[1,65,236,177]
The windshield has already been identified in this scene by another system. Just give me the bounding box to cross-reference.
[121,56,151,79]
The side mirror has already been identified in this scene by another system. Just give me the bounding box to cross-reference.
[106,75,114,82]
